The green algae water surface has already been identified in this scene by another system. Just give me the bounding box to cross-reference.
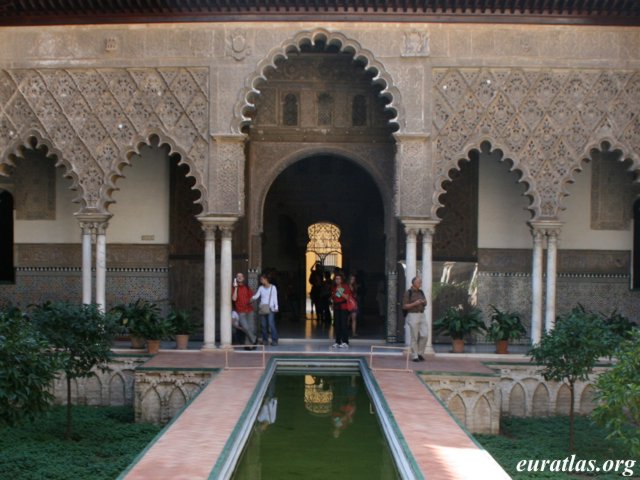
[232,372,400,480]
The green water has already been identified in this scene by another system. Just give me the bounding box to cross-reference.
[232,372,400,480]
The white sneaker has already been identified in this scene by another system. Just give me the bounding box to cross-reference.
[339,343,349,349]
[331,343,340,349]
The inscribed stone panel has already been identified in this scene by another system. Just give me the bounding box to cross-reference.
[591,153,635,230]
[13,155,55,220]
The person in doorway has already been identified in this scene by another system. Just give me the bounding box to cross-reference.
[402,276,429,362]
[331,273,353,349]
[347,274,359,337]
[252,273,279,346]
[232,272,257,348]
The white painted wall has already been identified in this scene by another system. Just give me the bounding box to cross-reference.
[14,145,170,244]
[109,146,170,244]
[559,161,632,250]
[478,152,532,249]
[14,169,79,244]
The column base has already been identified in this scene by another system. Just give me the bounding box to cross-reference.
[200,343,218,351]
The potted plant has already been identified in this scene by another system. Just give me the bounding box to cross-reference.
[137,314,174,354]
[168,309,195,350]
[434,305,486,353]
[111,299,163,349]
[486,305,526,354]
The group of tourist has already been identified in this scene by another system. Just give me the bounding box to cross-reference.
[231,267,365,350]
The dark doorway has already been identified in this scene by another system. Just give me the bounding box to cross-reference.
[0,190,14,283]
[634,198,640,290]
[261,155,386,339]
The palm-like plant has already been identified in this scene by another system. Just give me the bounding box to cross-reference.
[486,305,526,342]
[434,305,485,340]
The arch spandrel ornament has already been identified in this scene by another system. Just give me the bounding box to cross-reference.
[0,67,209,213]
[232,28,404,134]
[0,129,86,208]
[433,68,640,220]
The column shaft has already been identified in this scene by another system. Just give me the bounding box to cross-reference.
[219,227,233,348]
[545,230,559,332]
[95,230,107,312]
[421,227,435,354]
[202,226,217,350]
[405,229,418,290]
[530,229,544,344]
[81,225,93,305]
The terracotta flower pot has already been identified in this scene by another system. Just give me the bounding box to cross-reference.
[175,334,190,350]
[495,340,509,354]
[452,339,465,353]
[131,336,145,349]
[146,339,161,354]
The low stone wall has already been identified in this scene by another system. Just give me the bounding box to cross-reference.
[133,368,217,424]
[51,354,148,407]
[421,362,610,435]
[50,355,217,426]
[421,372,501,435]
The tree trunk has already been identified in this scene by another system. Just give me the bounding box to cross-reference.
[569,380,575,452]
[65,376,72,439]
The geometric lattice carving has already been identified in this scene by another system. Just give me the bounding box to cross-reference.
[0,68,209,212]
[433,68,640,220]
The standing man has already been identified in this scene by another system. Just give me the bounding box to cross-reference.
[402,277,428,362]
[232,272,257,347]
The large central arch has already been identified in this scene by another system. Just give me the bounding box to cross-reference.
[260,154,388,338]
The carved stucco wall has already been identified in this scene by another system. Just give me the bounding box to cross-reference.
[0,67,209,213]
[0,24,637,223]
[432,68,640,220]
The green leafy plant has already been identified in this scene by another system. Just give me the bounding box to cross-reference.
[167,309,195,335]
[111,299,162,339]
[600,308,637,343]
[29,301,119,439]
[529,306,614,451]
[434,305,485,340]
[485,305,526,342]
[0,306,60,427]
[592,329,640,458]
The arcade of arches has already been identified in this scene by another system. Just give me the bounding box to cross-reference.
[0,24,639,349]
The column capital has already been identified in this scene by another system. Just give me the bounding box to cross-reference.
[400,218,439,236]
[199,215,238,233]
[529,220,563,234]
[75,212,112,234]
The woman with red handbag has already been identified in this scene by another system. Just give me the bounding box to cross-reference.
[331,273,353,349]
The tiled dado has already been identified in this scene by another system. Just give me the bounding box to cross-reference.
[478,248,630,275]
[15,243,169,268]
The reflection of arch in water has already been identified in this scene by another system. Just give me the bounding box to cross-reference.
[304,375,333,417]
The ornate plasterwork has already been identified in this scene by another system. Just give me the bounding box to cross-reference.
[0,67,209,213]
[233,28,403,133]
[394,135,430,217]
[211,135,246,215]
[433,68,640,220]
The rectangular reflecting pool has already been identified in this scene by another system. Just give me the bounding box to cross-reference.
[211,357,422,480]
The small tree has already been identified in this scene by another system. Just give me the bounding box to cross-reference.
[591,329,640,457]
[30,302,118,438]
[529,306,614,451]
[0,306,60,427]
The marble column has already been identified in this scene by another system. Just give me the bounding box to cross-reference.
[95,220,109,312]
[405,227,418,290]
[219,224,234,348]
[545,226,562,333]
[530,226,545,345]
[421,222,437,354]
[201,223,217,350]
[79,222,93,305]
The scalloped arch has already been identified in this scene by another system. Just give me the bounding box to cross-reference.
[0,129,85,209]
[432,138,541,220]
[108,131,207,213]
[556,137,640,213]
[232,28,404,134]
